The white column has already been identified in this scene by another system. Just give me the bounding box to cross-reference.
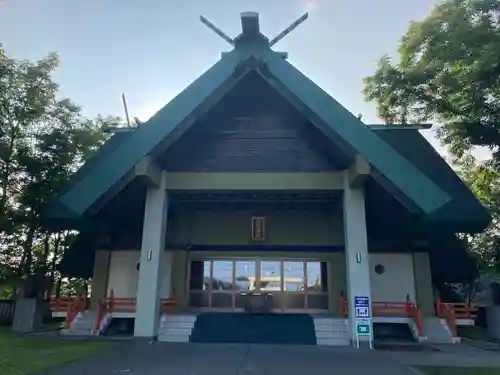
[343,177,372,342]
[134,180,168,338]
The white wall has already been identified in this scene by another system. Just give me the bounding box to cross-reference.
[106,250,173,298]
[369,253,416,302]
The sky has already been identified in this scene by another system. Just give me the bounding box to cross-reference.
[0,0,491,160]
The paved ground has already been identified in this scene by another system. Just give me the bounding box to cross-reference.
[382,341,500,368]
[40,342,421,375]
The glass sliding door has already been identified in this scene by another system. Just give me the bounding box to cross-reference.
[188,258,329,313]
[281,261,306,311]
[305,261,329,311]
[211,260,234,309]
[234,260,257,309]
[188,260,210,308]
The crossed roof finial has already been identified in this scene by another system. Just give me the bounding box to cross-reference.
[200,12,309,48]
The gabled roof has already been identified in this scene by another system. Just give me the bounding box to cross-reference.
[375,129,491,233]
[47,13,452,221]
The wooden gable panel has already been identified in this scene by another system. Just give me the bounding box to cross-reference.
[160,72,346,172]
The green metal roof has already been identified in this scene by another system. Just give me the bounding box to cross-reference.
[46,13,452,220]
[375,129,491,232]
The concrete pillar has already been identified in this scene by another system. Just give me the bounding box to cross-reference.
[343,179,372,342]
[328,253,346,316]
[134,180,168,338]
[413,252,435,316]
[160,251,174,298]
[90,250,111,309]
[171,250,188,309]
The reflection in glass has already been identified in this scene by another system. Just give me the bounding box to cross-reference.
[283,261,304,292]
[306,262,322,292]
[211,261,233,290]
[235,261,256,291]
[202,261,211,291]
[189,261,211,308]
[260,261,282,292]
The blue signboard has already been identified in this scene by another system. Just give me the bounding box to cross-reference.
[354,296,373,348]
[354,296,370,318]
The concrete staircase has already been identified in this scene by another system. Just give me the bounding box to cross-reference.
[61,309,112,336]
[157,314,197,343]
[313,317,351,346]
[422,317,460,344]
[61,310,97,336]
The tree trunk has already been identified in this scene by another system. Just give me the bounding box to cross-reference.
[18,224,36,276]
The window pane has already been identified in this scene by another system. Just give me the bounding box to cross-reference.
[189,261,211,291]
[260,261,281,292]
[306,262,322,292]
[212,261,233,290]
[283,261,304,292]
[235,261,256,291]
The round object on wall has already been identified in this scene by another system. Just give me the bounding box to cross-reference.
[374,264,385,275]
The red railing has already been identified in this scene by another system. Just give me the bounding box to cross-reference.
[436,300,458,337]
[339,293,348,318]
[161,297,177,313]
[50,296,75,312]
[372,301,408,317]
[339,293,423,336]
[406,299,423,336]
[65,295,87,329]
[438,301,477,320]
[93,290,114,331]
[108,297,136,312]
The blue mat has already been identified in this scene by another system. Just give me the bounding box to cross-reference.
[190,313,317,345]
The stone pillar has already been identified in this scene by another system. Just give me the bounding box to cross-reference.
[160,251,174,299]
[343,179,372,342]
[328,253,346,316]
[413,252,435,316]
[134,180,168,339]
[90,250,111,309]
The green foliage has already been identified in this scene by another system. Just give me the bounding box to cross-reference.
[364,0,500,162]
[456,155,500,272]
[363,0,500,272]
[0,44,115,298]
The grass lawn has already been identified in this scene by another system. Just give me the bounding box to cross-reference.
[0,327,114,375]
[417,367,500,375]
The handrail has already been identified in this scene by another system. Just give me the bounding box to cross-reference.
[339,292,348,318]
[93,298,111,331]
[65,295,87,329]
[437,300,457,337]
[106,297,136,312]
[160,296,177,313]
[405,300,423,336]
[372,301,407,317]
[446,302,477,319]
[50,296,75,312]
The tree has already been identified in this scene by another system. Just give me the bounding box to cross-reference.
[456,155,500,271]
[363,0,500,274]
[364,0,500,162]
[0,44,115,299]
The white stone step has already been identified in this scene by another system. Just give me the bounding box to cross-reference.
[316,337,351,346]
[157,314,197,343]
[160,321,194,328]
[160,314,197,323]
[314,323,349,331]
[315,330,350,339]
[157,333,191,343]
[159,327,194,335]
[61,329,93,336]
